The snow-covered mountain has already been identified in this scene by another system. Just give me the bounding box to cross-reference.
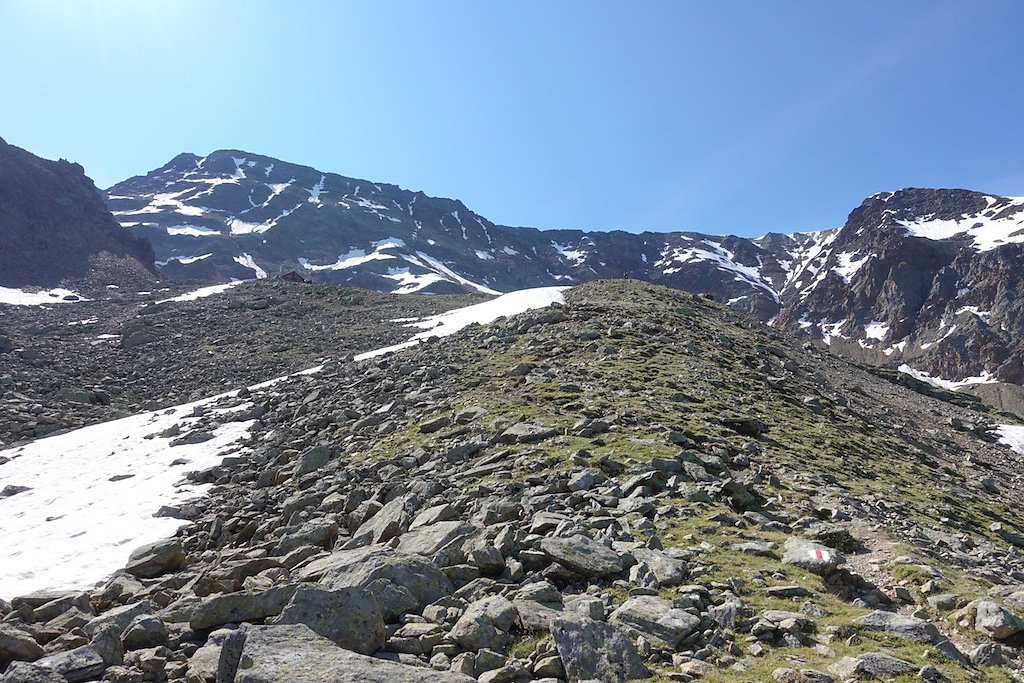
[100,152,1024,389]
[104,150,820,316]
[774,188,1024,385]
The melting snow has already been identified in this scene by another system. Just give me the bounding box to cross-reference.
[408,252,500,296]
[233,254,268,279]
[502,246,519,256]
[897,364,997,390]
[863,321,889,341]
[167,225,219,237]
[834,252,870,283]
[382,268,446,294]
[997,425,1024,456]
[551,241,588,265]
[898,196,1024,251]
[0,397,257,596]
[299,240,402,272]
[0,286,572,595]
[955,306,991,323]
[308,175,326,205]
[0,287,88,306]
[475,250,494,261]
[156,253,213,267]
[657,241,779,302]
[357,287,568,360]
[154,282,243,304]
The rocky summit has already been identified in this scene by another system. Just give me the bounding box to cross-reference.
[2,279,1024,683]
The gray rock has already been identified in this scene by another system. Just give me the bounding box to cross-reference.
[0,662,67,683]
[120,615,168,650]
[449,596,516,652]
[731,541,777,557]
[185,627,236,681]
[292,444,331,478]
[189,585,298,630]
[297,545,453,619]
[855,610,941,643]
[968,642,1004,665]
[781,537,842,575]
[0,624,45,668]
[512,599,565,632]
[268,585,385,655]
[217,624,474,682]
[539,535,623,578]
[397,521,475,556]
[84,600,152,637]
[124,538,186,578]
[609,595,700,649]
[630,548,688,587]
[498,422,559,444]
[21,624,122,683]
[974,600,1024,640]
[349,493,421,546]
[828,652,915,678]
[803,521,858,551]
[550,616,648,682]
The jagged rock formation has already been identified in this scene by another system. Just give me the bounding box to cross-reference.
[3,280,1024,681]
[0,138,156,289]
[775,188,1024,387]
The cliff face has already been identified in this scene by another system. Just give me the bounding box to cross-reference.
[0,137,155,288]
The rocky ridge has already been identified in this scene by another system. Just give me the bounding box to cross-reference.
[0,138,156,289]
[3,280,1024,682]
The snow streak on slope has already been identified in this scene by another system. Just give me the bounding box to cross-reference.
[0,287,570,597]
[356,286,568,360]
[656,240,779,302]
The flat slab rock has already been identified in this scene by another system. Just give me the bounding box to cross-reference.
[550,615,648,683]
[828,652,916,678]
[539,535,623,578]
[855,610,941,643]
[609,595,701,649]
[218,624,473,683]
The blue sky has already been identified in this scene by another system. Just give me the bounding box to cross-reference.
[1,1,1022,237]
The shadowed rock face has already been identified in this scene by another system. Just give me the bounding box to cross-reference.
[0,138,156,288]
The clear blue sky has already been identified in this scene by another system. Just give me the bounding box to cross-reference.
[2,1,1022,237]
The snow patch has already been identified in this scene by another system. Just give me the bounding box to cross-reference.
[898,196,1024,251]
[997,424,1024,456]
[167,224,219,237]
[863,321,888,341]
[357,287,568,360]
[475,250,494,261]
[0,287,88,306]
[897,364,998,390]
[0,398,257,597]
[233,254,268,279]
[154,282,243,304]
[155,253,213,267]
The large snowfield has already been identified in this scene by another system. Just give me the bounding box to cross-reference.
[0,286,567,598]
